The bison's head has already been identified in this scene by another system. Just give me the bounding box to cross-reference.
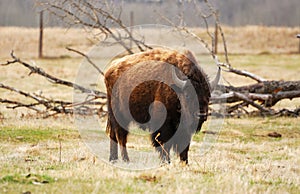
[171,66,220,132]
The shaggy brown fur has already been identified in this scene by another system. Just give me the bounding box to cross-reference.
[104,48,211,164]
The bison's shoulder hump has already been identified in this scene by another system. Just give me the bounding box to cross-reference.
[105,48,203,80]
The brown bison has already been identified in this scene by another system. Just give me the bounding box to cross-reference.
[104,48,220,164]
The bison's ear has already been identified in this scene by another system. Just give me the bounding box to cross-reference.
[209,67,221,92]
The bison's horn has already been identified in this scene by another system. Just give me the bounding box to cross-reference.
[210,67,221,92]
[172,67,187,90]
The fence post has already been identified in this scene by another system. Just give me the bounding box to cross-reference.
[39,11,44,58]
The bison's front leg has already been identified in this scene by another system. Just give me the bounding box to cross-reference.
[179,144,190,164]
[158,145,171,164]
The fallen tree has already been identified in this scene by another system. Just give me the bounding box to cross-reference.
[1,50,299,118]
[0,0,299,118]
[0,51,106,118]
[211,81,300,116]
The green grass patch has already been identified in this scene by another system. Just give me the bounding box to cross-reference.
[192,132,205,142]
[0,117,299,193]
[0,126,79,143]
[0,173,55,184]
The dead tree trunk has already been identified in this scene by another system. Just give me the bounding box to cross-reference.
[218,81,300,106]
[0,1,299,118]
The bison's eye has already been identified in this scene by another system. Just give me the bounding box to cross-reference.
[177,103,181,112]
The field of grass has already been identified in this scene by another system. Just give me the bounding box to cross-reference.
[0,117,299,193]
[0,25,299,59]
[0,26,300,193]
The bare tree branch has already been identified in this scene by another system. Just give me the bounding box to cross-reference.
[0,98,42,112]
[1,51,106,98]
[0,82,106,118]
[203,0,230,66]
[66,47,104,76]
[232,92,267,112]
[218,63,267,82]
[1,1,299,118]
[0,51,108,118]
[38,0,152,54]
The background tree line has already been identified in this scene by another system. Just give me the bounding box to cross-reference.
[0,0,299,27]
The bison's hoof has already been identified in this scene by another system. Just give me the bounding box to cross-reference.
[179,160,189,167]
[109,155,118,163]
[160,159,171,166]
[109,159,118,164]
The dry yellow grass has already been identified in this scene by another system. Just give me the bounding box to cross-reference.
[0,26,299,114]
[188,25,300,54]
[0,27,95,59]
[0,26,300,193]
[220,26,300,54]
[0,116,299,193]
[0,26,299,60]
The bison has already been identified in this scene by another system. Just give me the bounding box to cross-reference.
[104,48,220,164]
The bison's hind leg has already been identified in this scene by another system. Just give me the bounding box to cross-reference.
[116,128,130,162]
[107,120,118,162]
[107,117,129,163]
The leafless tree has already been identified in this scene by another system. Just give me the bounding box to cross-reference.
[1,0,299,118]
[158,0,300,116]
[37,0,151,53]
